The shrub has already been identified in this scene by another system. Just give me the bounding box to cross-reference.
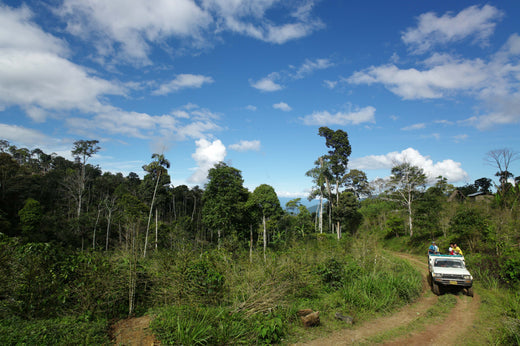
[0,315,109,345]
[150,305,253,345]
[316,258,344,290]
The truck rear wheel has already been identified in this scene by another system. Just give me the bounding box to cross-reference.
[432,282,440,295]
[427,273,432,287]
[466,286,474,297]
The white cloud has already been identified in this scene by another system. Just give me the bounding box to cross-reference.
[323,80,337,89]
[273,102,292,112]
[402,123,426,131]
[301,106,376,125]
[245,105,257,111]
[351,147,469,183]
[66,104,221,140]
[293,58,333,79]
[202,0,323,45]
[402,5,503,54]
[0,5,68,56]
[229,140,260,152]
[0,5,124,121]
[58,0,322,65]
[59,0,213,65]
[250,74,283,92]
[0,123,59,148]
[348,60,488,100]
[188,138,226,184]
[153,74,214,95]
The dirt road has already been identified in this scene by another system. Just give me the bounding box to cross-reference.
[298,253,480,345]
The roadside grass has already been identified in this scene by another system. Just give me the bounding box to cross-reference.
[148,236,423,345]
[460,282,520,345]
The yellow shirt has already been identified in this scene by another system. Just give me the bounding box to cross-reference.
[454,246,463,256]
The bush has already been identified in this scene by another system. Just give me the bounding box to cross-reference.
[316,258,344,290]
[0,315,109,345]
[150,305,253,345]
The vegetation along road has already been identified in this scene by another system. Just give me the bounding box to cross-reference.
[298,253,480,345]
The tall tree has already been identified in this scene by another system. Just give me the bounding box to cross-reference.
[141,153,170,257]
[202,162,249,248]
[386,162,427,238]
[318,127,351,239]
[343,169,370,198]
[306,157,332,233]
[248,184,283,261]
[71,140,100,249]
[485,148,519,195]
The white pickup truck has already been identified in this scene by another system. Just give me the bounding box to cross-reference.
[428,254,473,297]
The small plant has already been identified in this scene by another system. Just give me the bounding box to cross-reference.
[316,258,344,290]
[254,312,286,345]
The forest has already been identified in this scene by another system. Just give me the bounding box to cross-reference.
[0,128,519,344]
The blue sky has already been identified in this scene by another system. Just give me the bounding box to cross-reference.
[1,0,519,198]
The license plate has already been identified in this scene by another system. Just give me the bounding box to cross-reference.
[449,281,457,285]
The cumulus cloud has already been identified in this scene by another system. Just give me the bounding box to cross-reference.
[250,74,283,92]
[301,106,376,125]
[402,5,503,54]
[349,30,520,128]
[0,5,123,121]
[0,123,59,148]
[57,0,322,65]
[273,102,292,112]
[66,104,221,140]
[348,59,488,100]
[59,0,212,65]
[202,0,323,45]
[188,138,226,184]
[292,58,333,79]
[153,74,214,95]
[252,57,333,92]
[351,147,469,183]
[229,140,260,152]
[245,105,257,111]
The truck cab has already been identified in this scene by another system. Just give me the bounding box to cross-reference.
[428,254,473,296]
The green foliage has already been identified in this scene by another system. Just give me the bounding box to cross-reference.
[254,312,286,345]
[339,256,422,313]
[316,258,344,290]
[150,306,252,345]
[500,250,520,285]
[384,214,405,239]
[185,254,225,304]
[18,198,43,241]
[0,315,109,345]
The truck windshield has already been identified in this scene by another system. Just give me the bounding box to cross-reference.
[434,260,464,268]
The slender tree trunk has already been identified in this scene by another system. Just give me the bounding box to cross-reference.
[249,224,253,264]
[92,206,101,250]
[155,208,158,250]
[263,214,267,262]
[319,193,323,233]
[191,196,196,222]
[105,208,112,251]
[336,181,341,239]
[408,189,413,237]
[144,172,161,257]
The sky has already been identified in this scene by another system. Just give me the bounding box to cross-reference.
[1,0,520,198]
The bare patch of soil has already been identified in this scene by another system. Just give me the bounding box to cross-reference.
[110,315,159,346]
